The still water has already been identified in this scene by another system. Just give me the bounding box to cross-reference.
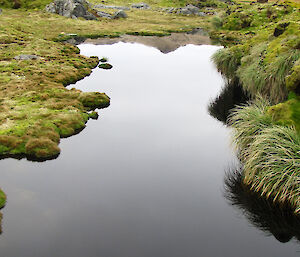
[0,42,299,257]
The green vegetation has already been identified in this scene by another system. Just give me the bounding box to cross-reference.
[99,63,113,69]
[229,99,300,213]
[0,0,207,160]
[211,1,300,212]
[0,189,6,209]
[0,0,299,213]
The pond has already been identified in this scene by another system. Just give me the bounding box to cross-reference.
[0,39,299,256]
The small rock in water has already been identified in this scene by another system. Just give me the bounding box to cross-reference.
[89,111,99,120]
[100,57,108,63]
[113,10,128,19]
[99,63,113,69]
[131,3,150,9]
[14,55,40,60]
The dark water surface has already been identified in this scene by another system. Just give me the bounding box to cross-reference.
[0,43,299,257]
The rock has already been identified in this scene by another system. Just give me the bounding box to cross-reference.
[14,55,40,60]
[113,10,128,19]
[97,11,112,19]
[94,4,130,10]
[273,22,289,37]
[99,57,108,62]
[99,63,113,69]
[177,5,206,16]
[257,0,268,2]
[45,0,97,20]
[0,9,2,15]
[131,3,150,9]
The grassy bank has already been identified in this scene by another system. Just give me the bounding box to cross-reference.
[0,0,209,160]
[211,1,300,212]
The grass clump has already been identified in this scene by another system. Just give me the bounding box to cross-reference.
[229,98,300,213]
[212,45,244,81]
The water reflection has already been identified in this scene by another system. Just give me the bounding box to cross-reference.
[224,168,300,243]
[208,80,248,125]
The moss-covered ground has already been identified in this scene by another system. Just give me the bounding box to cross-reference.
[0,0,211,160]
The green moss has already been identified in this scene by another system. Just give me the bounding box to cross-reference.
[267,97,300,132]
[89,111,99,120]
[98,63,113,70]
[79,92,110,110]
[0,189,6,209]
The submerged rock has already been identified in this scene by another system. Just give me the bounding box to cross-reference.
[14,54,40,60]
[131,3,150,9]
[99,63,113,69]
[113,10,128,19]
[45,0,98,20]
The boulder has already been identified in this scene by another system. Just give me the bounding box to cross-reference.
[94,4,130,10]
[14,55,40,60]
[177,5,205,16]
[97,11,112,19]
[45,0,97,20]
[131,3,150,9]
[113,10,128,19]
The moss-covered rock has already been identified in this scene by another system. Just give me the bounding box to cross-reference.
[98,63,113,69]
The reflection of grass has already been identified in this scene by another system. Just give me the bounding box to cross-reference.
[229,98,300,213]
[224,168,300,243]
[208,80,248,124]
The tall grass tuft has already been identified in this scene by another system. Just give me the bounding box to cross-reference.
[229,99,300,213]
[243,126,300,212]
[238,45,300,104]
[228,97,273,150]
[211,46,244,81]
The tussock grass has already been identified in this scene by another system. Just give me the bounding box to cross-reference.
[224,168,300,243]
[229,98,300,213]
[229,97,273,149]
[211,46,244,80]
[243,126,300,211]
[238,44,300,103]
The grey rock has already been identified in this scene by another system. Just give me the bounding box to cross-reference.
[177,5,206,16]
[131,3,150,9]
[0,8,2,15]
[94,4,130,10]
[113,10,127,19]
[45,0,97,20]
[97,10,112,19]
[14,55,40,60]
